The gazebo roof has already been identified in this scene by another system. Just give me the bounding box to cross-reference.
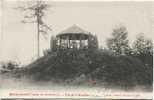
[58,25,89,36]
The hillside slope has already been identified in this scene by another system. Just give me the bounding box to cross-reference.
[16,49,152,88]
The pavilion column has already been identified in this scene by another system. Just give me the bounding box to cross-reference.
[79,36,82,49]
[67,38,68,49]
[59,38,62,49]
[67,36,69,48]
[68,39,70,48]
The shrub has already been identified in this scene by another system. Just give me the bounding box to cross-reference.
[23,49,152,87]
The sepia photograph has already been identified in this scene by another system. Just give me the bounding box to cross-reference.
[0,0,153,99]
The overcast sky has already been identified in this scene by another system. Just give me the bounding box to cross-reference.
[0,1,153,64]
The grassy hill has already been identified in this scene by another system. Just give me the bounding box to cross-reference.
[13,49,151,89]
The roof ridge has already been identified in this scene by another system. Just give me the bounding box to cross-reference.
[59,25,88,34]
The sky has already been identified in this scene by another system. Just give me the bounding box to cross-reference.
[0,0,153,64]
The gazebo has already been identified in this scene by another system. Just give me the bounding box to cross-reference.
[56,25,90,49]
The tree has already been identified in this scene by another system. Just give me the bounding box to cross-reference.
[132,33,153,66]
[132,33,153,56]
[107,25,130,55]
[132,33,153,85]
[88,33,99,50]
[1,61,18,72]
[16,0,52,58]
[50,35,57,51]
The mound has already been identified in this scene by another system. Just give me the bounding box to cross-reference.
[18,49,152,87]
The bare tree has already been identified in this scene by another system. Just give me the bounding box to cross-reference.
[16,0,52,58]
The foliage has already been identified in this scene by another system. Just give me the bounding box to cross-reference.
[107,25,130,55]
[16,1,52,57]
[132,33,153,66]
[12,23,152,88]
[91,55,152,86]
[132,33,153,56]
[1,61,18,73]
[26,50,90,80]
[88,33,99,50]
[131,33,153,85]
[22,48,153,87]
[50,35,57,51]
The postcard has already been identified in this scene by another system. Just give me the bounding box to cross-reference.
[0,0,153,99]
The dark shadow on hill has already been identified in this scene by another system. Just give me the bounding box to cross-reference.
[10,49,153,91]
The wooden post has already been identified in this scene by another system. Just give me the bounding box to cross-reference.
[68,36,70,48]
[67,36,69,49]
[59,38,62,49]
[79,36,82,49]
